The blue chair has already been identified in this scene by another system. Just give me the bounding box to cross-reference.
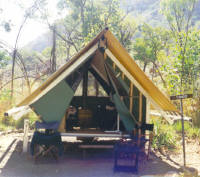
[113,123,154,173]
[30,121,63,163]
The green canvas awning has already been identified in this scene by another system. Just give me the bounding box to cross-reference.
[30,80,74,122]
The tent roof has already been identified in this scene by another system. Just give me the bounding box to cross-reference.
[17,28,178,113]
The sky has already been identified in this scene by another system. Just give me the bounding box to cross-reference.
[0,0,61,48]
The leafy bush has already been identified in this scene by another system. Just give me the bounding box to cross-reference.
[0,122,14,131]
[152,119,178,151]
[15,112,38,129]
[173,121,192,133]
[187,127,200,139]
[173,121,200,139]
[1,116,15,126]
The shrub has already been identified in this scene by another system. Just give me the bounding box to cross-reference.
[0,122,14,131]
[1,116,15,126]
[173,121,191,133]
[151,119,178,151]
[15,112,38,129]
[187,126,200,139]
[173,121,200,139]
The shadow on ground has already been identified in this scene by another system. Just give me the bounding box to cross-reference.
[0,140,181,177]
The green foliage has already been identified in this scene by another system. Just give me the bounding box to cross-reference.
[152,119,178,150]
[0,51,11,68]
[15,112,38,129]
[160,0,198,33]
[0,90,11,117]
[0,122,14,131]
[151,118,200,152]
[173,121,192,133]
[160,0,199,95]
[187,127,200,139]
[56,0,137,58]
[134,24,170,69]
[174,121,200,139]
[1,116,15,127]
[162,30,200,95]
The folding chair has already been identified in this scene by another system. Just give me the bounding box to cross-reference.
[30,121,63,163]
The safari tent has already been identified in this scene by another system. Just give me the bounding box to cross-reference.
[15,28,179,135]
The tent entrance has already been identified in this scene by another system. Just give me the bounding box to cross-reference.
[67,96,125,133]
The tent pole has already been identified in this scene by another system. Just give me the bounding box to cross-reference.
[138,92,143,142]
[82,70,88,109]
[146,98,150,123]
[112,63,116,71]
[122,73,125,80]
[117,114,120,131]
[129,82,133,113]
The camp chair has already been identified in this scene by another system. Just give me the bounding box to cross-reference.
[30,121,63,163]
[113,123,154,173]
[114,137,140,173]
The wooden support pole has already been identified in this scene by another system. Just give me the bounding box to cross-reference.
[121,73,125,80]
[23,119,29,153]
[139,92,143,122]
[138,92,143,140]
[146,98,150,123]
[82,70,88,109]
[112,63,116,71]
[104,52,107,60]
[129,82,133,113]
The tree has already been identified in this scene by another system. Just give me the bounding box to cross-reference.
[133,24,170,88]
[0,51,11,69]
[161,0,198,94]
[55,0,137,61]
[10,0,46,101]
[0,7,11,32]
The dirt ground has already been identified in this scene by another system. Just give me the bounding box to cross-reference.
[0,132,199,177]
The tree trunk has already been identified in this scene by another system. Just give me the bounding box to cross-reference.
[50,25,57,73]
[152,61,167,88]
[11,49,17,101]
[143,62,147,72]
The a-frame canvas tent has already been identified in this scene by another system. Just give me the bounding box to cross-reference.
[16,28,179,133]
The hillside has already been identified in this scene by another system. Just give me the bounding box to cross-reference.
[123,0,200,27]
[24,31,52,52]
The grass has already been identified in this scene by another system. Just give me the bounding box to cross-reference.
[14,111,38,129]
[151,118,200,152]
[0,111,38,131]
[173,121,200,139]
[186,126,200,139]
[151,119,179,151]
[0,122,14,131]
[173,121,191,133]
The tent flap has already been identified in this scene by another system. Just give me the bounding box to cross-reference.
[30,80,74,122]
[112,93,136,132]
